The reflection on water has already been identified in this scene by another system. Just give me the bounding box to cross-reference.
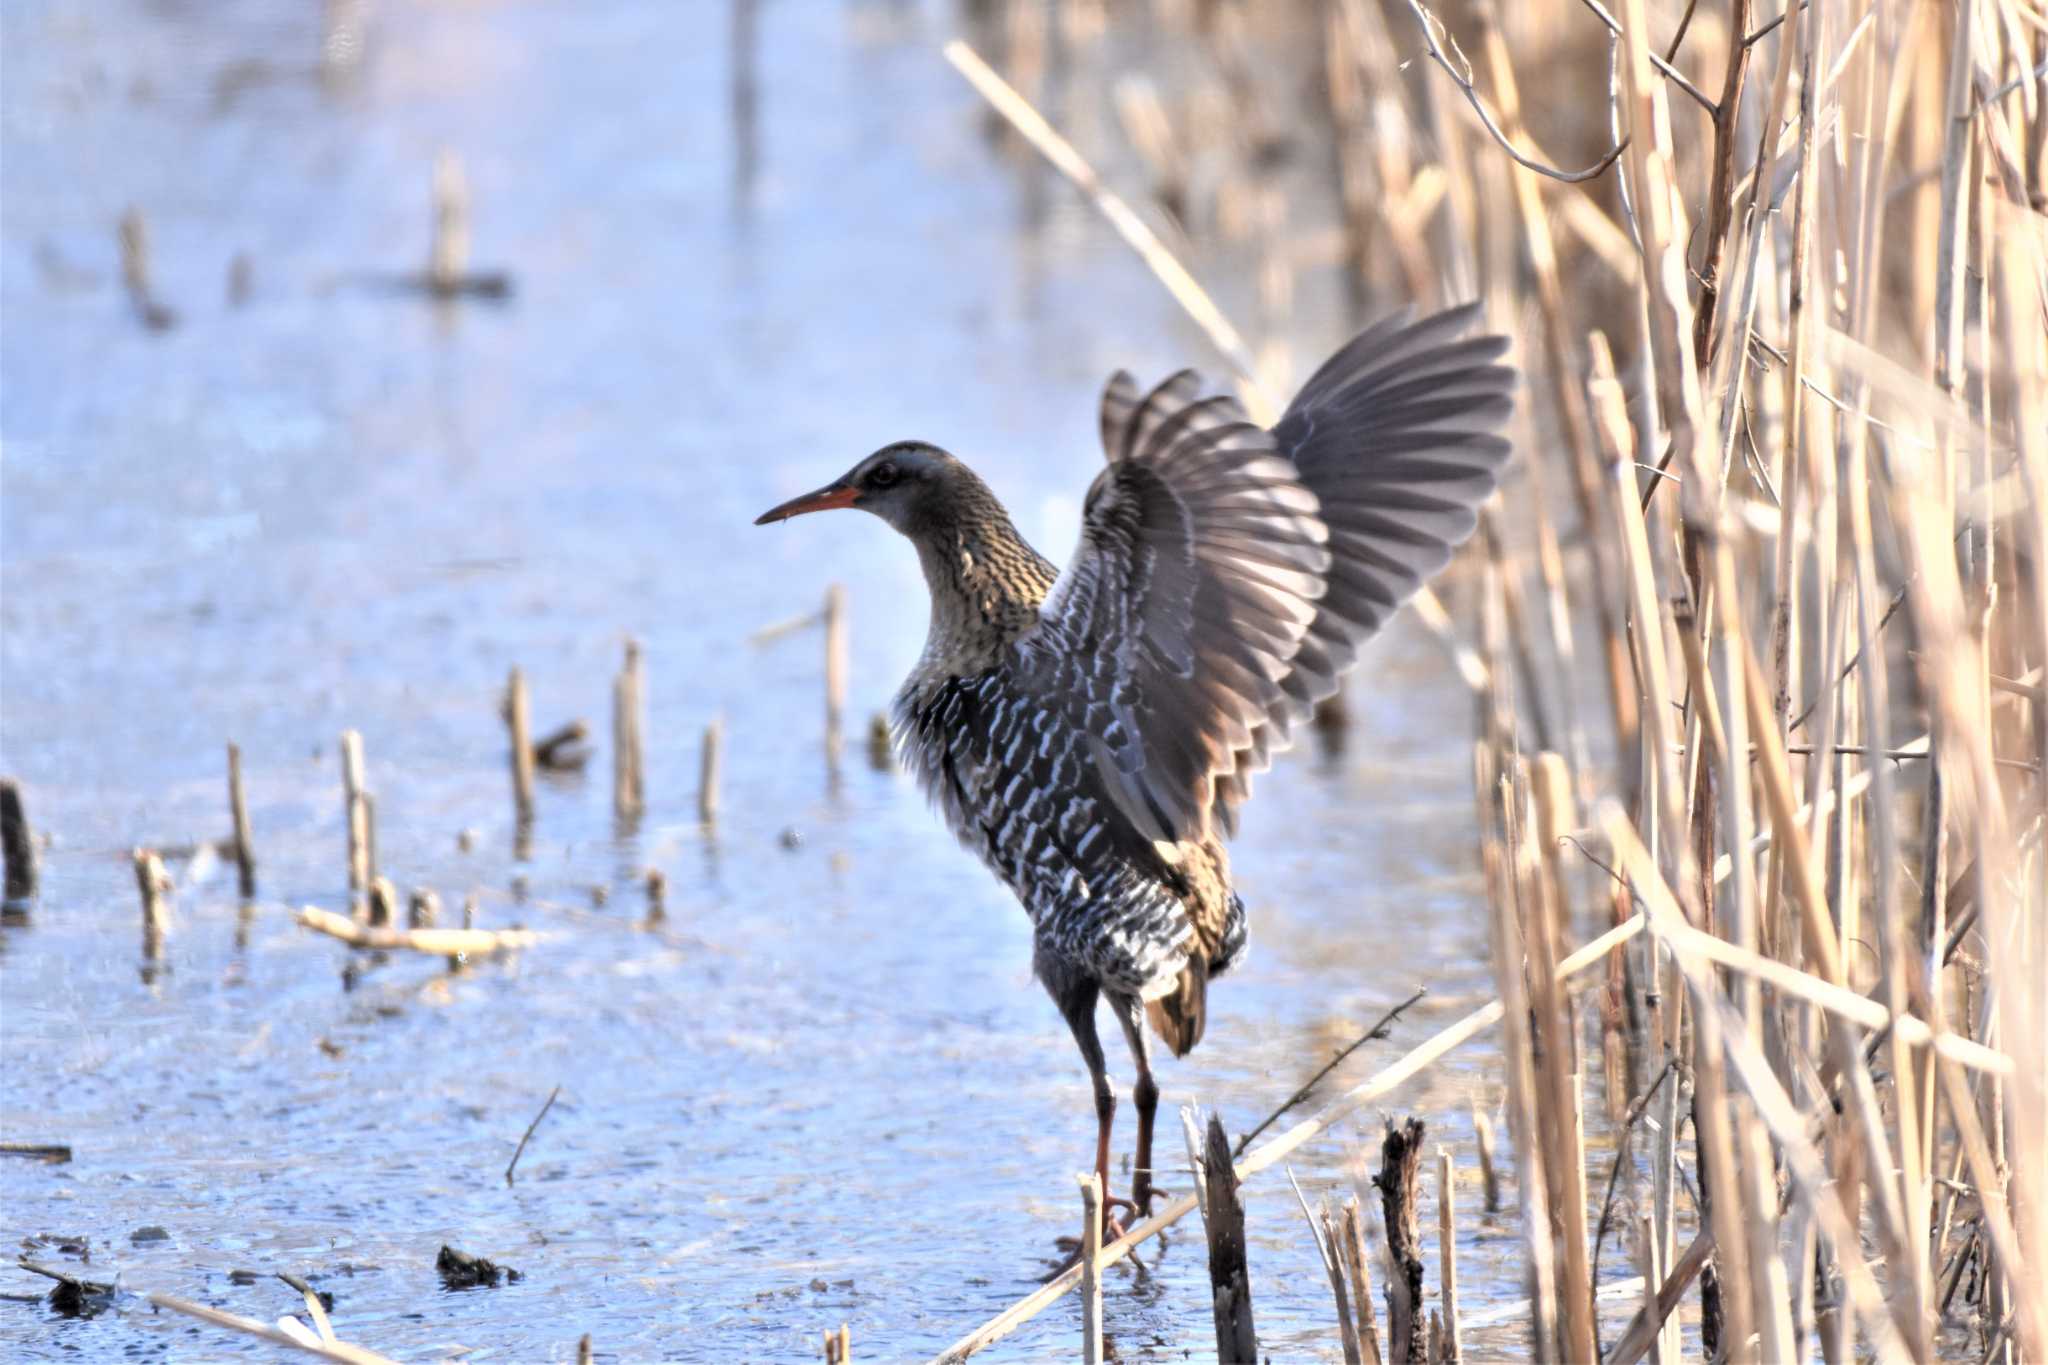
[3,2,1550,1359]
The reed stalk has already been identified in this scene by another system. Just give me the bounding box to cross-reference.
[934,4,2045,1358]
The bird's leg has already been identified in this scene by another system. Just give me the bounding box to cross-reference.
[1112,993,1161,1219]
[1055,978,1134,1244]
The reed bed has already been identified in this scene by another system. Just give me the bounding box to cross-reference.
[948,0,2046,1359]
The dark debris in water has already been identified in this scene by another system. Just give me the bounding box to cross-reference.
[278,1270,337,1313]
[129,1225,170,1245]
[48,1276,114,1318]
[437,1244,521,1290]
[17,1259,114,1318]
[19,1234,90,1263]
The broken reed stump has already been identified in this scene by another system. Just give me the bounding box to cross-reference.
[578,1334,594,1365]
[408,889,440,930]
[226,743,256,898]
[1377,1118,1426,1365]
[644,868,667,925]
[1436,1147,1461,1363]
[362,793,379,886]
[1198,1112,1257,1363]
[1,778,37,904]
[867,712,893,770]
[429,149,468,294]
[823,585,848,761]
[340,730,369,904]
[506,668,536,831]
[366,876,398,930]
[1471,1107,1501,1213]
[613,640,645,821]
[133,848,170,960]
[1306,1193,1364,1365]
[822,1324,851,1363]
[1340,1197,1384,1365]
[698,716,722,825]
[1076,1172,1104,1365]
[452,892,480,970]
[408,150,509,299]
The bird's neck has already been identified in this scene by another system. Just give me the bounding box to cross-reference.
[910,505,1056,677]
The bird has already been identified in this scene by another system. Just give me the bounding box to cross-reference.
[756,304,1513,1243]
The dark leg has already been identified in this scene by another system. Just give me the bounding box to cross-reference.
[1111,993,1161,1218]
[1042,954,1134,1247]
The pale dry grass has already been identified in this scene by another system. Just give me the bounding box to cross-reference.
[943,0,2047,1360]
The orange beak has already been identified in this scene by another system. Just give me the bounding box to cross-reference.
[754,481,860,525]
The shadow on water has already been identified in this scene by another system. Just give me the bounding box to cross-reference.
[2,1,1531,1359]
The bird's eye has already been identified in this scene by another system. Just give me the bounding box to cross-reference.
[868,461,900,487]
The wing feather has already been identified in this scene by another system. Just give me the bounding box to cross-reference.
[1210,303,1515,831]
[1034,303,1514,848]
[1033,374,1331,846]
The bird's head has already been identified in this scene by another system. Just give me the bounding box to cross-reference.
[754,442,963,537]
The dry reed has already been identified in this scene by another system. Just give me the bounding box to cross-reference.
[943,0,2046,1359]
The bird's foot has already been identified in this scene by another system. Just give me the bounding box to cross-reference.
[1051,1192,1136,1263]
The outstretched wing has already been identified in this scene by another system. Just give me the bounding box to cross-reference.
[1208,303,1515,830]
[1035,372,1332,851]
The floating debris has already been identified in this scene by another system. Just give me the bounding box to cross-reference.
[118,207,177,330]
[18,1260,113,1318]
[437,1244,521,1289]
[644,868,667,926]
[533,719,591,772]
[296,906,535,957]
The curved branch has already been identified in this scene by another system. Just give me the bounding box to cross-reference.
[1571,0,1722,114]
[1403,0,1630,184]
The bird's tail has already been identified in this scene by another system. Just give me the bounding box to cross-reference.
[1145,956,1208,1057]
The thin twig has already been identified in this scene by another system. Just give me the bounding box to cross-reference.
[1590,1056,1680,1350]
[1571,0,1721,113]
[941,40,1260,385]
[505,1083,562,1187]
[1743,1,1808,48]
[1235,988,1426,1158]
[1404,0,1631,182]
